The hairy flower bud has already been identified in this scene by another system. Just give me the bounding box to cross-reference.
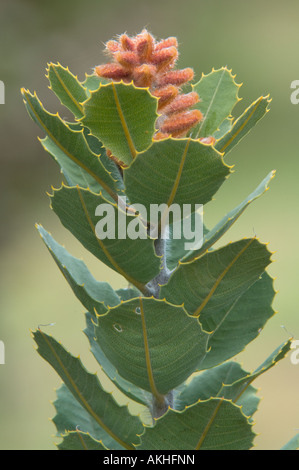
[95,30,205,141]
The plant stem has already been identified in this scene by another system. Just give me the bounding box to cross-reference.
[146,231,174,418]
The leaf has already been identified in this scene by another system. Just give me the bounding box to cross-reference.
[84,312,151,406]
[192,67,241,138]
[215,95,271,155]
[50,186,160,290]
[124,138,231,220]
[57,431,108,450]
[53,384,119,449]
[281,434,299,450]
[82,74,108,94]
[161,238,272,325]
[165,211,209,271]
[201,272,275,369]
[212,117,233,139]
[176,340,292,418]
[33,329,143,450]
[81,82,158,166]
[175,362,258,419]
[94,297,209,395]
[46,63,87,119]
[116,286,141,301]
[161,239,273,368]
[181,170,275,263]
[220,339,292,408]
[37,225,121,314]
[21,89,119,201]
[138,398,255,450]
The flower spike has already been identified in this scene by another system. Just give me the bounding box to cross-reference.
[95,29,204,140]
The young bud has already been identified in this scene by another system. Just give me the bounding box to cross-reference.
[160,109,202,137]
[133,64,156,87]
[136,30,154,62]
[119,34,136,51]
[152,85,179,110]
[154,37,178,51]
[114,51,139,68]
[95,63,130,81]
[157,68,194,87]
[105,40,120,54]
[163,92,199,115]
[151,47,178,72]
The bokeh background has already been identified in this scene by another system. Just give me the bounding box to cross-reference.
[0,0,298,450]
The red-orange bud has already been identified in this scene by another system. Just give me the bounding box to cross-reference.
[105,40,120,53]
[114,51,139,68]
[136,30,154,62]
[160,109,202,137]
[119,34,136,51]
[152,85,179,110]
[151,47,178,72]
[157,68,194,87]
[163,92,199,115]
[154,37,178,51]
[95,63,130,81]
[133,64,156,87]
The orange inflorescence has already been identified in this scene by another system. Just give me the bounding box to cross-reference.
[95,29,204,140]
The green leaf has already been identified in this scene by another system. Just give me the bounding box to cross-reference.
[84,312,151,406]
[177,340,292,418]
[215,95,271,155]
[58,431,108,450]
[50,186,160,290]
[201,272,275,369]
[161,239,273,368]
[161,238,272,326]
[124,138,231,219]
[176,362,258,419]
[21,89,119,201]
[81,82,158,166]
[139,398,255,450]
[181,170,275,263]
[116,286,141,301]
[212,117,233,139]
[165,212,209,271]
[37,225,120,314]
[82,74,108,95]
[33,329,143,450]
[281,434,299,450]
[192,67,240,138]
[94,297,209,395]
[221,339,292,409]
[53,384,119,449]
[46,63,87,119]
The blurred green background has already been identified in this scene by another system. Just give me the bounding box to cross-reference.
[1,0,299,450]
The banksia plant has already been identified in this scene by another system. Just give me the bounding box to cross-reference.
[22,29,298,451]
